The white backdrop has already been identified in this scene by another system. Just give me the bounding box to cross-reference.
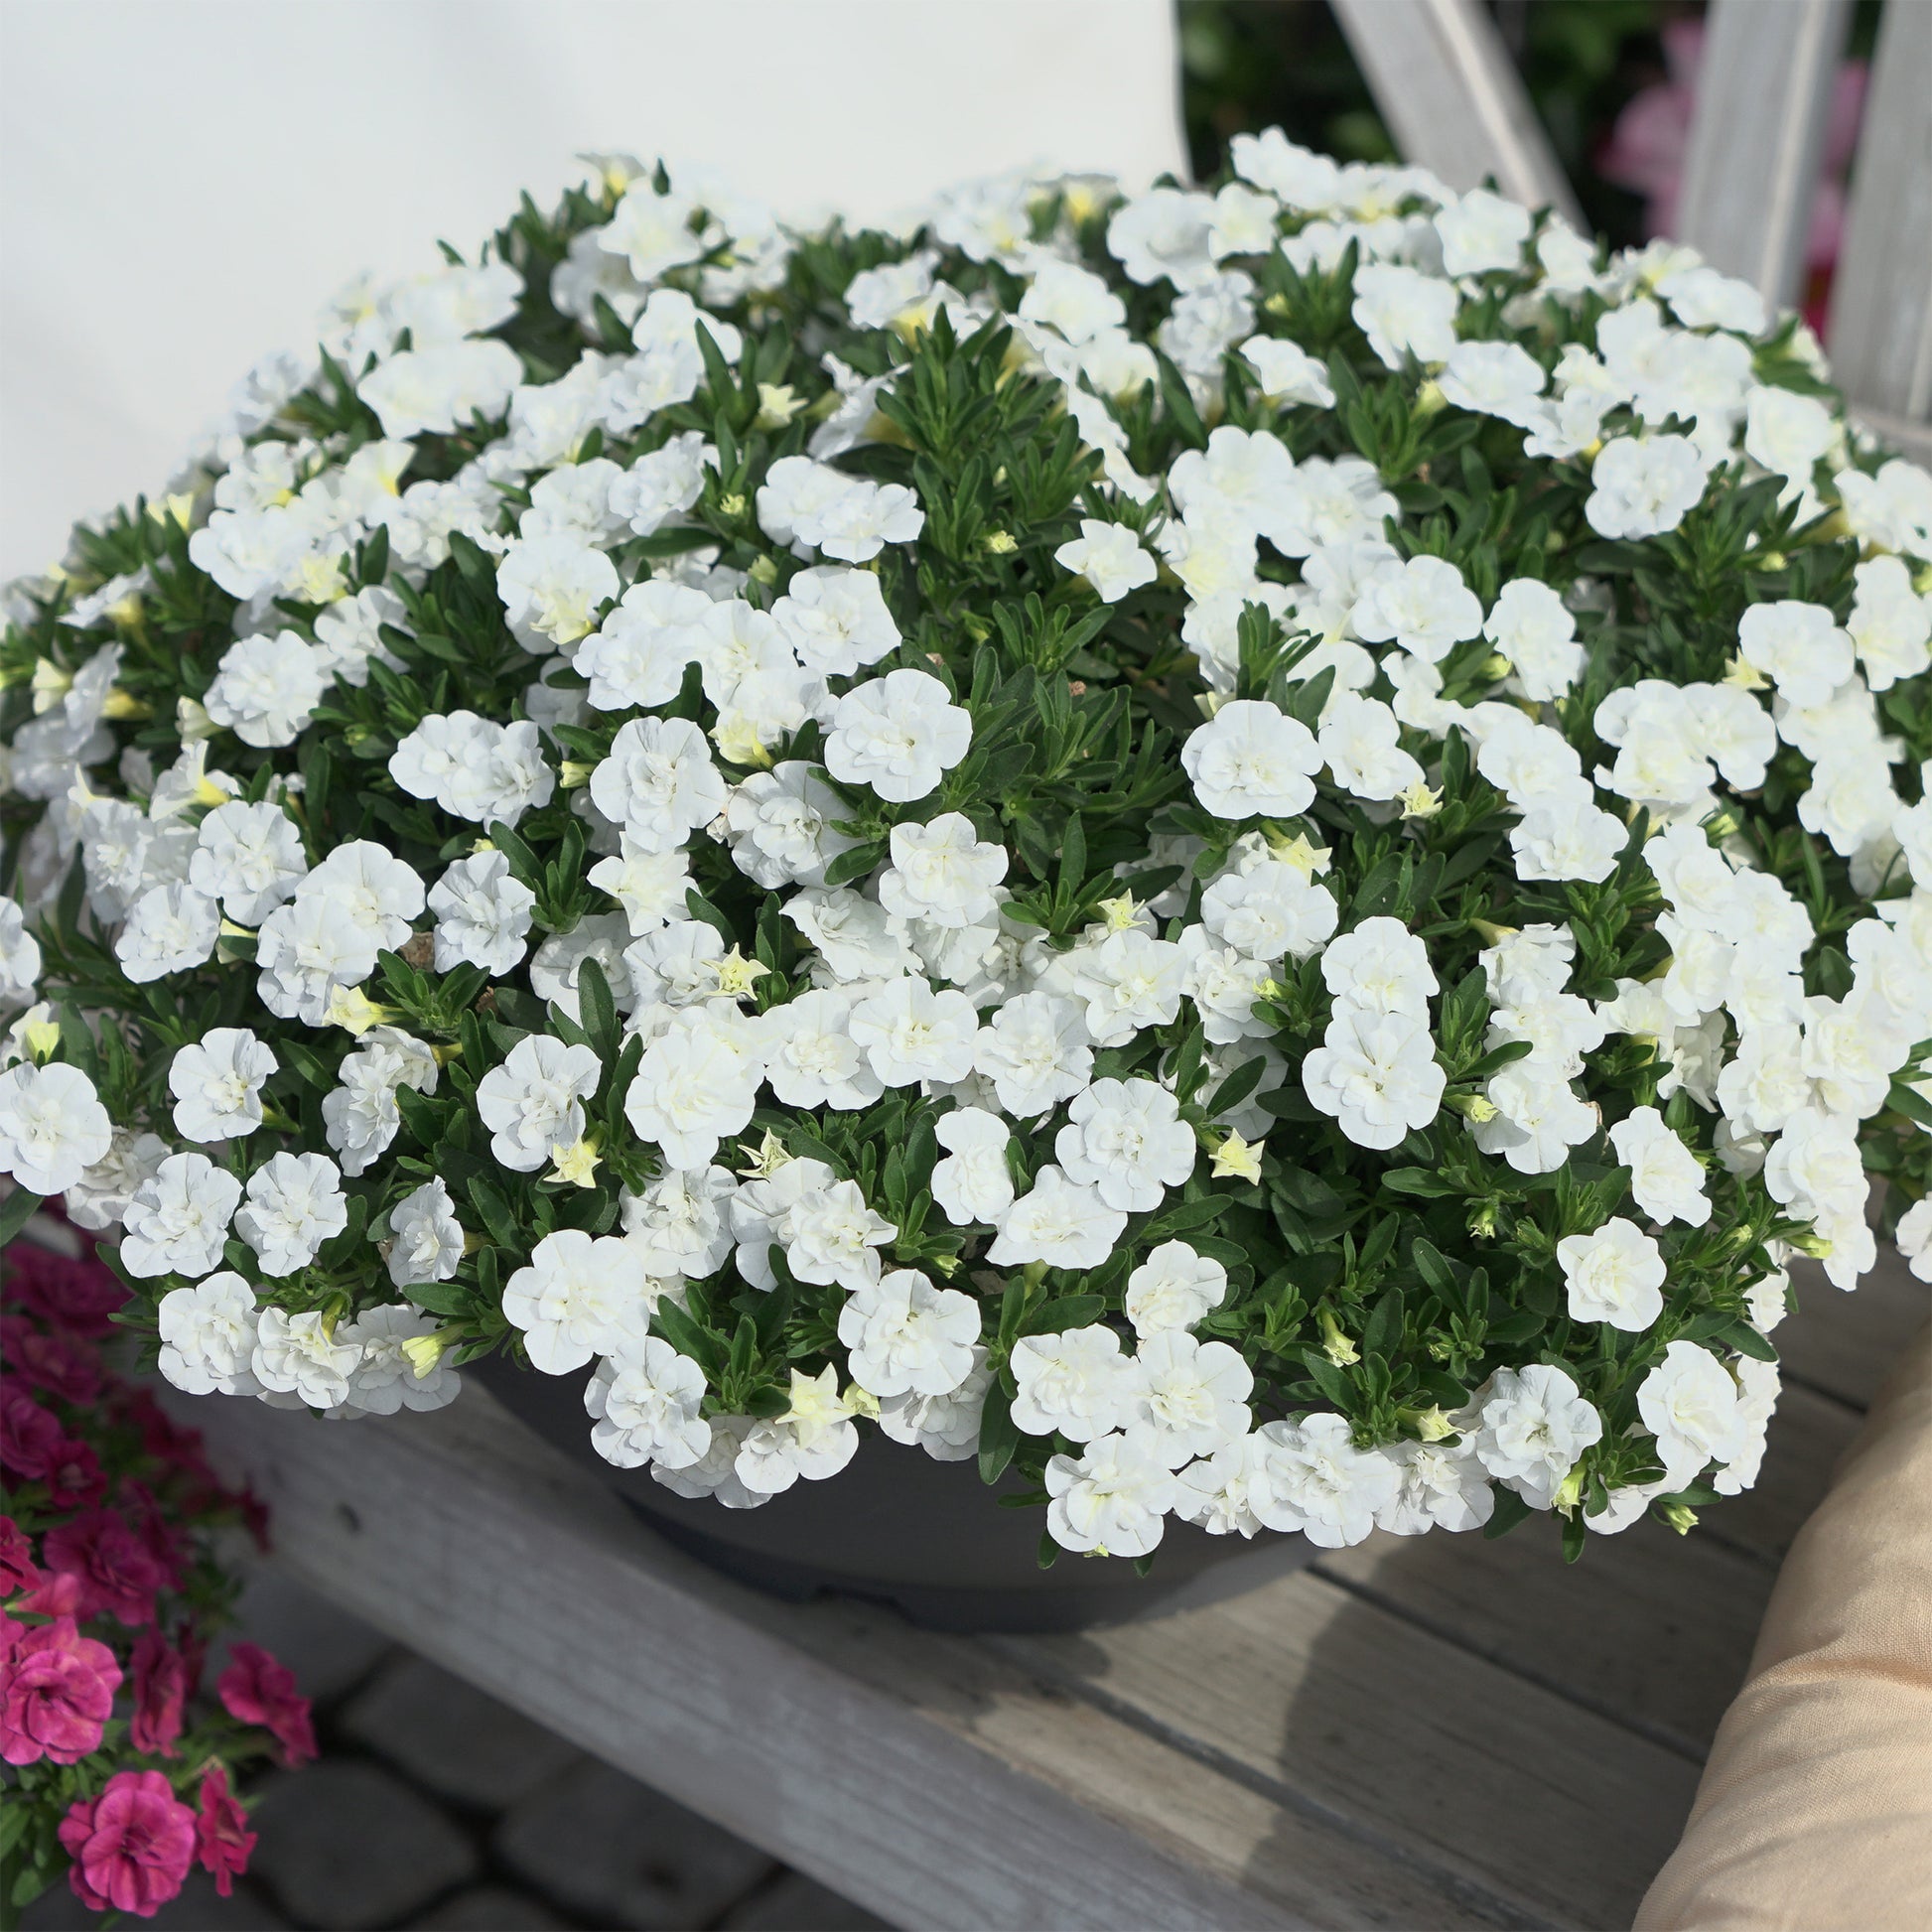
[0,0,1184,580]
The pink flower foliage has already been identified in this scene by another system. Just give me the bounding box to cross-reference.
[3,1217,300,1919]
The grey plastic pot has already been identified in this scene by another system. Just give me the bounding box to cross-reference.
[473,1352,1316,1634]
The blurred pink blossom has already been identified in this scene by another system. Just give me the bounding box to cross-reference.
[1597,19,1867,328]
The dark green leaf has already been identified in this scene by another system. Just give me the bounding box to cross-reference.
[978,1379,1020,1485]
[1484,1487,1531,1539]
[0,1187,47,1251]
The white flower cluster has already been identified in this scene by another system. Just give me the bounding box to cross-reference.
[5,134,1929,1563]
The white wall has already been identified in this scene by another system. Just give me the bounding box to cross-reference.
[0,0,1184,580]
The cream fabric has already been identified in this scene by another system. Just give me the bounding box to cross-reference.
[1635,1319,1932,1931]
[0,0,1185,580]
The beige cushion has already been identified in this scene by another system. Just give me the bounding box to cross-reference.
[1635,1320,1932,1931]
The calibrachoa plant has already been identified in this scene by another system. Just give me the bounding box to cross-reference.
[3,133,1932,1573]
[0,1230,312,1922]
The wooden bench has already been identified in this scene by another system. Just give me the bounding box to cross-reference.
[180,1249,1928,1930]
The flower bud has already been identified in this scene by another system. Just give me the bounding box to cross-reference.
[1317,1307,1360,1367]
[1210,1130,1265,1183]
[755,382,803,430]
[400,1332,452,1380]
[546,1137,601,1188]
[20,1011,62,1063]
[30,659,71,713]
[324,987,391,1036]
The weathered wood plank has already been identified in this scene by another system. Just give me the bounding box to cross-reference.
[1674,0,1850,309]
[1828,0,1932,423]
[1312,1517,1770,1760]
[1330,0,1583,224]
[1004,1571,1701,1930]
[1776,1250,1931,1412]
[1269,1259,1924,1766]
[183,1388,1497,1932]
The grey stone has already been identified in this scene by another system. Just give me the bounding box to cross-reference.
[341,1655,585,1810]
[721,1871,894,1931]
[495,1759,775,1929]
[23,1871,290,1929]
[250,1762,480,1929]
[213,1565,394,1706]
[408,1885,569,1929]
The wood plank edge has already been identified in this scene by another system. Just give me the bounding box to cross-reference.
[184,1390,1389,1931]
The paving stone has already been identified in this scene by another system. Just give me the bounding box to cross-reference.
[23,1871,290,1929]
[721,1870,894,1931]
[250,1761,481,1929]
[341,1653,587,1810]
[495,1758,776,1930]
[214,1566,395,1705]
[408,1885,570,1929]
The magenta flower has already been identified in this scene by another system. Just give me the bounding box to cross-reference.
[194,1763,257,1896]
[217,1643,316,1766]
[0,1314,102,1406]
[58,1770,197,1918]
[0,1612,123,1765]
[0,1383,63,1480]
[1,1240,127,1337]
[42,1434,108,1511]
[0,1516,40,1596]
[41,1508,170,1626]
[128,1626,189,1758]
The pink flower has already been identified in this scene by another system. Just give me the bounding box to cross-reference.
[43,1435,108,1511]
[0,1612,123,1765]
[16,1569,84,1618]
[0,1383,63,1479]
[217,1643,315,1766]
[0,1241,127,1337]
[0,1382,104,1507]
[41,1509,169,1626]
[1597,20,1868,331]
[0,1314,102,1406]
[58,1770,197,1918]
[0,1516,41,1596]
[118,1480,190,1593]
[128,1627,188,1758]
[194,1764,256,1897]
